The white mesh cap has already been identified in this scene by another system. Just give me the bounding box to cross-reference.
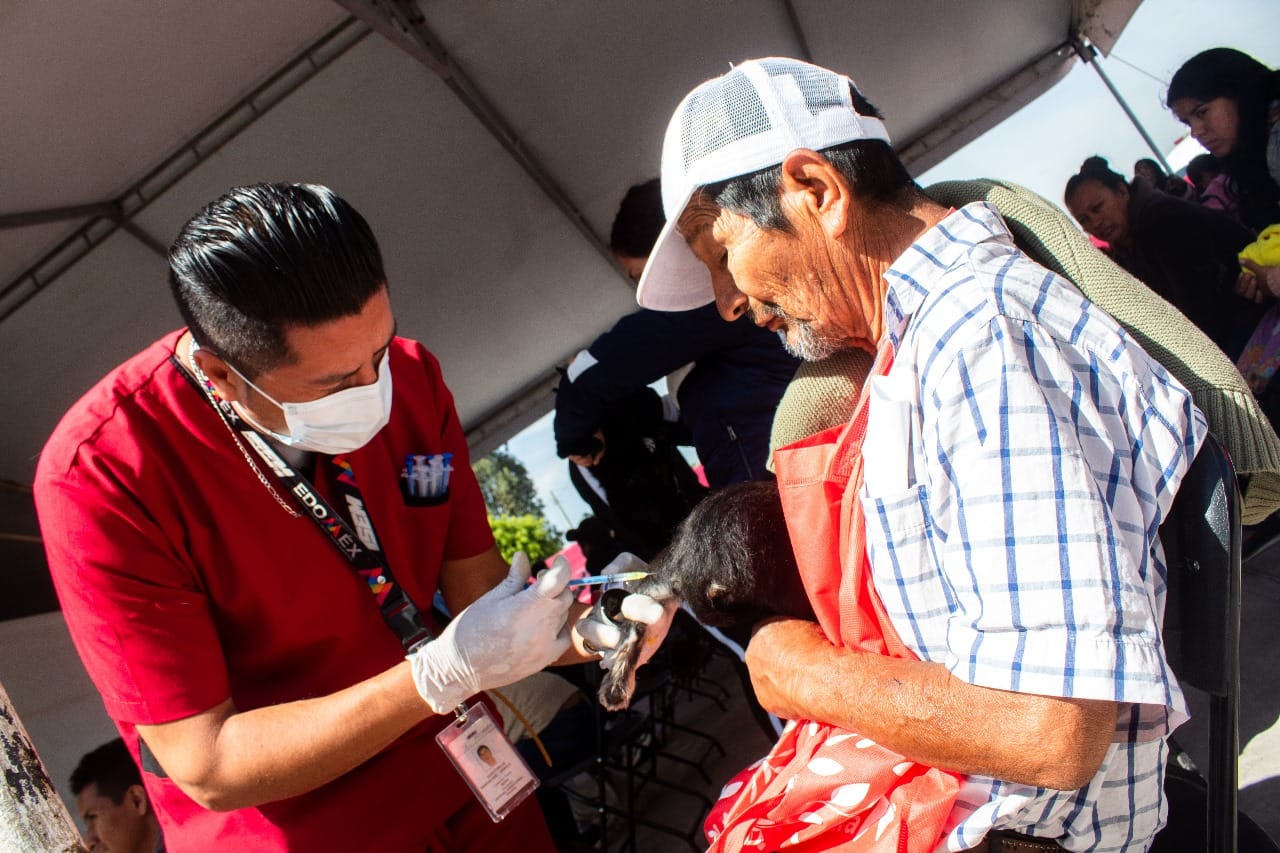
[636,57,891,312]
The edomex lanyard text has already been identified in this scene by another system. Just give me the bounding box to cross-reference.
[176,352,433,652]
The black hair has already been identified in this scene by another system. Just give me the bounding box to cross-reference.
[1167,48,1280,229]
[1065,156,1130,204]
[609,179,665,258]
[1133,158,1169,190]
[168,183,387,379]
[657,479,811,628]
[596,478,811,711]
[583,386,706,560]
[1186,153,1224,187]
[69,739,142,803]
[706,86,915,233]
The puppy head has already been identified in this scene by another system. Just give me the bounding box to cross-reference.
[659,480,809,626]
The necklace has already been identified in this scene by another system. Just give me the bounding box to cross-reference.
[186,337,301,518]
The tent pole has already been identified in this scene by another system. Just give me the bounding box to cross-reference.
[0,680,88,852]
[1072,38,1174,175]
[778,0,814,62]
[0,18,370,325]
[335,0,620,275]
[0,203,121,231]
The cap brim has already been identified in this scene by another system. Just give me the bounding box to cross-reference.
[635,189,715,312]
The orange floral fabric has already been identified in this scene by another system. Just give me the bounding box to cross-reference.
[705,347,962,852]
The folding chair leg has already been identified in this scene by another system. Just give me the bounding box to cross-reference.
[1205,694,1238,853]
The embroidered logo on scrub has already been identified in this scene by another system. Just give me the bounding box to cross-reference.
[404,453,453,500]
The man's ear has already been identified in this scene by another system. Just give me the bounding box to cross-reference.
[125,783,150,816]
[191,346,245,405]
[778,149,852,238]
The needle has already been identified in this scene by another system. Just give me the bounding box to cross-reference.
[567,571,650,588]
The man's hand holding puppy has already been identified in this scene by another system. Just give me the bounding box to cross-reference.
[573,552,677,670]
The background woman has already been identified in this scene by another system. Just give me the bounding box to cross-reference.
[1168,47,1280,296]
[1065,156,1262,359]
[1169,49,1280,434]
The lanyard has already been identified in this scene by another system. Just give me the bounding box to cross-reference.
[174,351,433,652]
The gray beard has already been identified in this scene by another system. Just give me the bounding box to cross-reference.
[776,324,842,361]
[754,305,842,361]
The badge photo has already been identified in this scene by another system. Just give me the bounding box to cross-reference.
[436,702,539,822]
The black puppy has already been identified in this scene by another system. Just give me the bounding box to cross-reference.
[597,480,814,710]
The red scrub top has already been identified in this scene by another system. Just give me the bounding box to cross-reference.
[35,331,501,851]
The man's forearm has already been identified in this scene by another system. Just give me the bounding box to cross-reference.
[746,619,1117,790]
[139,662,432,811]
[146,551,587,810]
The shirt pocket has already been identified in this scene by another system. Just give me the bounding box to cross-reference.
[863,483,929,538]
[861,483,952,658]
[862,376,915,494]
[400,480,451,507]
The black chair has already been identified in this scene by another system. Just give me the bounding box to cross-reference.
[539,661,714,853]
[1158,432,1242,853]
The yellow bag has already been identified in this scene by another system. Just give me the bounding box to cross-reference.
[1240,224,1280,267]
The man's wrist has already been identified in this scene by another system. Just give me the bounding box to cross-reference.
[746,619,836,721]
[407,641,474,714]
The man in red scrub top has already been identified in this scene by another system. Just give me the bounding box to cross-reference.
[35,183,578,851]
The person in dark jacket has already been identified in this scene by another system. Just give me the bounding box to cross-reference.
[1169,48,1280,303]
[1066,156,1263,359]
[557,180,799,740]
[554,179,800,489]
[566,386,707,561]
[1186,153,1242,220]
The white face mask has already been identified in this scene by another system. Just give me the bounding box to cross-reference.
[228,350,394,455]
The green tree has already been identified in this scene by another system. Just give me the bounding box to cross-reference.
[473,449,563,563]
[488,514,563,565]
[473,449,546,518]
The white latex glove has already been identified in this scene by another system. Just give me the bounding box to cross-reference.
[410,552,573,714]
[572,552,677,671]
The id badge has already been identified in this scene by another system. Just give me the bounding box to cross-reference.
[436,701,538,822]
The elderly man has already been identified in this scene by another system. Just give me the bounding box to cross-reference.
[608,58,1205,851]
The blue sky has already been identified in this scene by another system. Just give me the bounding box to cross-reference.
[501,0,1280,531]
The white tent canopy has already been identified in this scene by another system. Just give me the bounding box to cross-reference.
[1,0,1141,487]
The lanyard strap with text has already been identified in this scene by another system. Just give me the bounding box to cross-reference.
[175,354,433,652]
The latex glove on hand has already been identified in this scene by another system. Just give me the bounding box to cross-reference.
[410,552,573,714]
[573,552,678,672]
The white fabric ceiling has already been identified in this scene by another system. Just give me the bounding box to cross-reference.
[0,0,1139,484]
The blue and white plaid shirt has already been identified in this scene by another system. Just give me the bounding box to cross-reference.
[861,202,1206,851]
